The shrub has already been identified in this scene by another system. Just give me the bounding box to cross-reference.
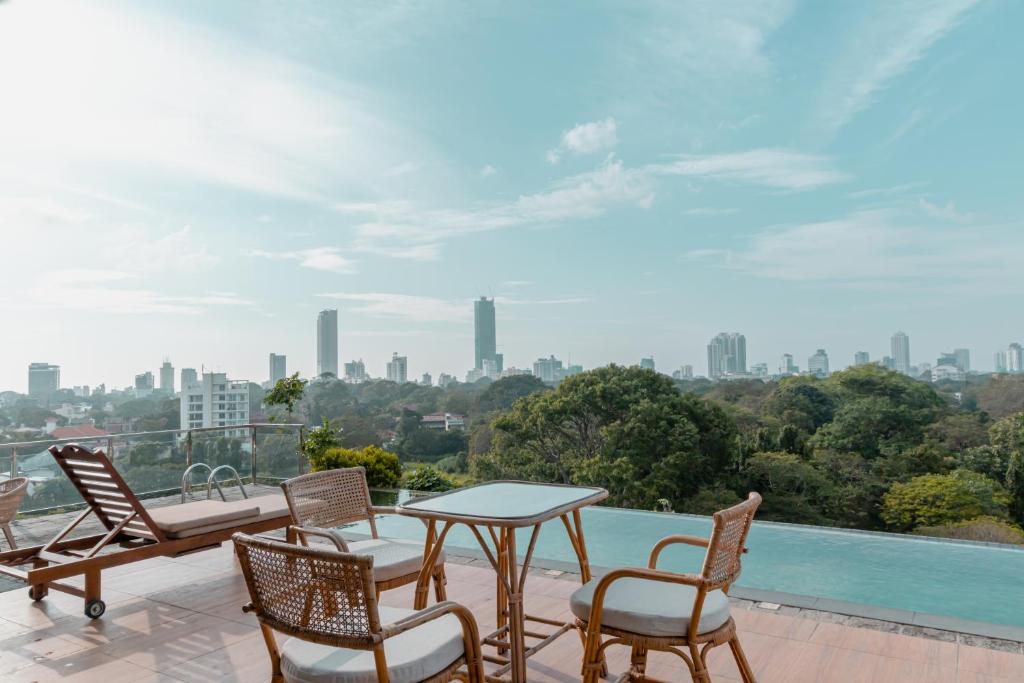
[302,419,341,463]
[881,470,1011,531]
[310,445,401,488]
[403,465,456,493]
[915,516,1024,545]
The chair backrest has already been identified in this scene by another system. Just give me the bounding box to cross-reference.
[0,477,29,524]
[48,444,166,542]
[700,492,761,588]
[281,468,377,536]
[233,532,381,648]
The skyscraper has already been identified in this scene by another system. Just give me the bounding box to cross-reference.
[269,353,287,385]
[854,351,870,366]
[27,362,60,399]
[159,360,174,394]
[474,297,498,372]
[639,357,655,371]
[316,309,339,378]
[533,355,564,383]
[181,367,198,390]
[995,350,1008,373]
[891,331,911,375]
[953,348,970,373]
[707,333,746,378]
[386,352,408,383]
[135,371,154,396]
[779,354,797,376]
[1009,343,1024,373]
[344,359,367,382]
[808,349,830,378]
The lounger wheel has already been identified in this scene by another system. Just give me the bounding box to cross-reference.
[84,599,106,619]
[28,585,47,601]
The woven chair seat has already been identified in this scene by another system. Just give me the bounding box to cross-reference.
[279,605,464,683]
[346,538,445,583]
[571,577,731,638]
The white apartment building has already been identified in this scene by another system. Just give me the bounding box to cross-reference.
[179,372,250,433]
[386,353,408,383]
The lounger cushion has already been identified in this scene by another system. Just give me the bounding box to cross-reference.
[279,605,464,683]
[148,499,259,538]
[220,494,292,522]
[570,577,732,637]
[346,538,445,583]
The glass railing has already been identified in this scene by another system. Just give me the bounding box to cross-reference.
[0,423,305,513]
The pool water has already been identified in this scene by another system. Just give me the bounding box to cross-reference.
[353,494,1024,628]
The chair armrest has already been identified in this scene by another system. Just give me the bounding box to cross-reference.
[290,525,349,552]
[587,567,705,620]
[648,534,709,568]
[380,601,484,678]
[370,505,398,515]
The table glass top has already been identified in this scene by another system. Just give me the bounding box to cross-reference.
[398,481,604,521]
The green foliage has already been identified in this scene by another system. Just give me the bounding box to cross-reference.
[302,419,341,463]
[264,373,308,419]
[475,375,549,414]
[402,465,456,492]
[681,487,744,515]
[915,516,1024,545]
[763,378,836,433]
[741,451,836,524]
[310,445,402,488]
[881,470,1010,531]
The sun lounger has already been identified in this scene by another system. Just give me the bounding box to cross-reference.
[0,443,292,619]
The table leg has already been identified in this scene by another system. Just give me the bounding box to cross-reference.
[414,520,452,610]
[503,525,527,683]
[496,527,508,655]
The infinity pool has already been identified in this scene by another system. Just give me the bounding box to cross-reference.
[353,494,1024,628]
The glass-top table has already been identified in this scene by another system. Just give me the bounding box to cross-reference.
[397,481,609,683]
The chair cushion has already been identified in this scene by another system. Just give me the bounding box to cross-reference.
[148,499,260,537]
[570,576,732,638]
[222,493,292,522]
[280,606,464,683]
[346,538,445,583]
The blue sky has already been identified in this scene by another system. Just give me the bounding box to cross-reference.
[1,0,1021,391]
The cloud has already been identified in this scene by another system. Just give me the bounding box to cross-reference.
[502,280,533,287]
[547,118,618,163]
[316,293,469,323]
[246,247,355,273]
[497,297,594,306]
[683,207,740,216]
[919,198,974,223]
[480,164,498,178]
[648,149,847,190]
[846,182,927,199]
[816,0,981,132]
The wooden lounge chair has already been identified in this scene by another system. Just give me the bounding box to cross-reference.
[1,476,29,549]
[282,467,447,600]
[233,532,485,683]
[0,444,292,619]
[574,493,762,683]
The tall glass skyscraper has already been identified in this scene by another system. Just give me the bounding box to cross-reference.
[891,331,911,375]
[474,297,499,372]
[316,309,339,378]
[707,332,746,378]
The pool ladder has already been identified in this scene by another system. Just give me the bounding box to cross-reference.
[180,463,250,503]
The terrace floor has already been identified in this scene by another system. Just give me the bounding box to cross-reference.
[3,497,1024,682]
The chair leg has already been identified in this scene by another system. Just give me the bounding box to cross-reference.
[1,523,15,550]
[689,643,712,683]
[729,636,756,683]
[630,643,648,679]
[577,625,608,680]
[433,564,448,602]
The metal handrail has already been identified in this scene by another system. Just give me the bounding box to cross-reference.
[0,422,305,450]
[207,465,249,501]
[181,463,214,503]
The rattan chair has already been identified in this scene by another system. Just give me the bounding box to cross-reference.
[233,532,484,683]
[281,467,447,600]
[574,493,762,683]
[0,477,29,550]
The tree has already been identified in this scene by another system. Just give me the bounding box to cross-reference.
[310,445,402,488]
[403,465,456,492]
[475,375,548,414]
[881,470,1011,531]
[989,412,1024,521]
[264,373,308,421]
[763,379,836,434]
[741,451,835,524]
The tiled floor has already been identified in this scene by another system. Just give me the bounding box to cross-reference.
[2,540,1023,682]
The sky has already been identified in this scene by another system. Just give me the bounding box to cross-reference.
[1,0,1022,392]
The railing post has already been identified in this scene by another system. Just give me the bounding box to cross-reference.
[298,426,306,475]
[185,430,193,495]
[250,426,257,486]
[10,447,17,479]
[107,437,113,458]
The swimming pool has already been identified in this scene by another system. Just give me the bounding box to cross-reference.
[352,494,1024,629]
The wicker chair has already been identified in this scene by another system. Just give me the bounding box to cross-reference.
[0,477,29,550]
[574,492,762,683]
[281,467,447,600]
[233,533,484,683]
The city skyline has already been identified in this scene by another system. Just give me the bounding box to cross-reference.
[2,1,1023,391]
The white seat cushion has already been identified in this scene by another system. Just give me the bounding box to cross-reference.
[346,538,445,583]
[148,499,260,538]
[570,577,732,638]
[280,606,464,683]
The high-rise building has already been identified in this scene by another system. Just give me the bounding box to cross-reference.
[779,354,797,376]
[179,372,250,432]
[316,309,339,378]
[995,350,1008,373]
[808,349,830,378]
[159,360,174,394]
[386,352,408,383]
[474,297,498,372]
[438,373,457,388]
[639,357,655,371]
[707,333,746,378]
[854,351,870,366]
[27,362,60,399]
[421,372,433,386]
[343,359,367,383]
[953,348,970,372]
[672,365,694,380]
[482,358,500,380]
[533,355,564,383]
[751,363,768,378]
[891,331,911,375]
[134,371,154,396]
[181,368,198,391]
[1008,343,1024,373]
[269,353,287,385]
